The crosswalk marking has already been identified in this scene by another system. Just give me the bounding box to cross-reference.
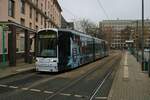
[0,84,108,99]
[60,93,71,96]
[44,91,54,94]
[95,97,107,99]
[30,89,41,92]
[0,84,8,87]
[9,86,18,89]
[74,94,82,98]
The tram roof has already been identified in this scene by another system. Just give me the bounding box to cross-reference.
[37,28,58,33]
[58,29,107,42]
[37,28,106,42]
[58,28,93,38]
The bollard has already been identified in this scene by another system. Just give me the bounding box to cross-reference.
[144,61,148,71]
[28,53,33,64]
[137,51,139,62]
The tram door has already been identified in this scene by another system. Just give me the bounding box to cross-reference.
[58,31,71,70]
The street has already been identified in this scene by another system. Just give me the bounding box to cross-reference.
[0,52,121,100]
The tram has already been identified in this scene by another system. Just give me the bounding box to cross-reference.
[35,28,109,72]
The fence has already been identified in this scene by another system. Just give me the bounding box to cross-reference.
[133,49,150,76]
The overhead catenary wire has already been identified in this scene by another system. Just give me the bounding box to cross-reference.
[96,0,110,20]
[59,0,110,21]
[96,0,112,47]
[61,6,80,20]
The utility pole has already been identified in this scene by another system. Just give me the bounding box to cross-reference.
[136,20,139,61]
[141,0,145,71]
[149,45,150,77]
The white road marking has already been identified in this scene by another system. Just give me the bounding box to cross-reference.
[124,66,129,79]
[124,53,128,66]
[89,71,111,100]
[22,88,29,91]
[60,93,71,96]
[123,52,129,80]
[30,89,41,92]
[9,86,18,89]
[74,94,83,98]
[44,91,54,94]
[95,97,107,99]
[0,84,8,87]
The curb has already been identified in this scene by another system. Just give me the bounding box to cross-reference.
[0,67,35,80]
[107,52,124,100]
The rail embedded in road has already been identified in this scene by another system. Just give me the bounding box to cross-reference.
[0,53,122,100]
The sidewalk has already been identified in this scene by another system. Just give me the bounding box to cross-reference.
[0,62,35,79]
[108,51,150,100]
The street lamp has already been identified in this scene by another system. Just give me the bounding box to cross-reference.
[136,20,139,61]
[141,0,145,71]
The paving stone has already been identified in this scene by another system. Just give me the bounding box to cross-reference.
[108,51,150,100]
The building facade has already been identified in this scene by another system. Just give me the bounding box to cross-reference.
[0,0,62,66]
[100,19,150,49]
[61,15,74,30]
[0,0,62,29]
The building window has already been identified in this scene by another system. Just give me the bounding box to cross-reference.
[36,25,38,31]
[30,6,32,18]
[20,37,24,51]
[29,23,32,28]
[41,3,43,11]
[48,1,50,8]
[41,16,43,25]
[48,11,50,17]
[8,0,15,17]
[36,11,38,22]
[44,18,46,28]
[20,18,25,26]
[20,0,25,14]
[36,0,38,6]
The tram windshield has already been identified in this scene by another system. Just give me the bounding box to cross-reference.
[37,30,57,57]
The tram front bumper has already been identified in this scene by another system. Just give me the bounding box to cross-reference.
[36,63,58,72]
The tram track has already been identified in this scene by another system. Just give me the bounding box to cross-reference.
[88,55,121,100]
[0,52,121,100]
[0,71,62,98]
[45,53,121,100]
[0,72,57,86]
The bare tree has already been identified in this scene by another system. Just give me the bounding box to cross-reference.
[74,18,89,33]
[74,18,100,37]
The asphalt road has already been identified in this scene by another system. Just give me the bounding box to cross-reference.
[0,52,122,100]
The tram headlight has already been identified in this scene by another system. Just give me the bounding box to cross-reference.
[36,58,39,62]
[49,59,57,62]
[49,59,53,62]
[53,60,57,62]
[49,59,56,62]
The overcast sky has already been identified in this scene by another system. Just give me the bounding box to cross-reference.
[58,0,150,23]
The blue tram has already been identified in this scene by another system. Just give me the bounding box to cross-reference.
[35,28,109,72]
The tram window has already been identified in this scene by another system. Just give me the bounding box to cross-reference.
[37,30,57,57]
